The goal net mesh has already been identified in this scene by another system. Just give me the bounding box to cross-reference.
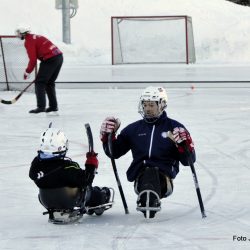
[112,16,196,64]
[0,36,36,91]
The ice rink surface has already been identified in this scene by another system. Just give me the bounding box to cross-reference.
[1,85,250,250]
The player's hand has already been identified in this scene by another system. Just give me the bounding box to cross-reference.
[85,151,98,169]
[23,72,30,80]
[100,117,120,142]
[173,127,194,153]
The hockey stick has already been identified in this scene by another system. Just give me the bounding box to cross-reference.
[167,131,207,218]
[84,123,94,153]
[108,133,129,214]
[0,80,35,105]
[83,123,95,207]
[84,123,95,185]
[84,124,115,215]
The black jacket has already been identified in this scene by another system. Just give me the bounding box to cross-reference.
[29,156,87,189]
[103,111,196,182]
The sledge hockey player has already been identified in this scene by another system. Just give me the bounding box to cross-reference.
[29,127,113,223]
[15,24,63,114]
[100,86,196,219]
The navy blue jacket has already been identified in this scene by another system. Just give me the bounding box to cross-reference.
[103,111,196,182]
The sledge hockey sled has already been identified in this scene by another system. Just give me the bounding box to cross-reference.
[39,187,114,224]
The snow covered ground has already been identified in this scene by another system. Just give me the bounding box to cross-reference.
[1,86,250,250]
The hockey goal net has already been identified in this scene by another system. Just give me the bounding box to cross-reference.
[111,16,196,65]
[0,36,36,91]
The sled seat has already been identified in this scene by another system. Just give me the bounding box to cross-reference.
[39,187,83,209]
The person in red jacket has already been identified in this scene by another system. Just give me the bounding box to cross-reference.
[15,24,63,113]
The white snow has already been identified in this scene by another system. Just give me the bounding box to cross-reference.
[1,0,250,64]
[1,1,250,250]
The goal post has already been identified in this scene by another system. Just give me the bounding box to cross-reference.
[111,15,196,65]
[0,35,36,91]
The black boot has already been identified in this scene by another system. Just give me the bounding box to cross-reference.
[45,107,58,113]
[101,187,111,203]
[93,187,111,216]
[29,108,45,114]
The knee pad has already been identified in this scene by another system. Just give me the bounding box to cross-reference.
[159,174,174,198]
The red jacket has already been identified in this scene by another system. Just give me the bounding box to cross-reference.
[24,33,62,73]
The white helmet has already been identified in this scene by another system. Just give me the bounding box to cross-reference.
[39,128,68,157]
[15,24,31,37]
[138,86,168,122]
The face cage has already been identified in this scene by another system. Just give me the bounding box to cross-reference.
[138,100,166,123]
[38,149,67,159]
[16,30,28,40]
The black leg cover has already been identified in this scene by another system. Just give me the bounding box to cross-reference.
[136,167,161,218]
[137,167,161,197]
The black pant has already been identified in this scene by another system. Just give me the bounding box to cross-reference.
[35,54,63,109]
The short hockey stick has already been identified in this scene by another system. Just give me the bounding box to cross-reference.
[84,123,94,153]
[84,124,115,215]
[108,133,129,214]
[0,80,35,105]
[84,123,96,185]
[83,123,95,206]
[167,131,207,218]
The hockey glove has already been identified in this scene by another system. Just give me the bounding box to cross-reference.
[85,151,98,186]
[85,151,98,169]
[173,127,194,154]
[23,71,30,80]
[100,116,121,142]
